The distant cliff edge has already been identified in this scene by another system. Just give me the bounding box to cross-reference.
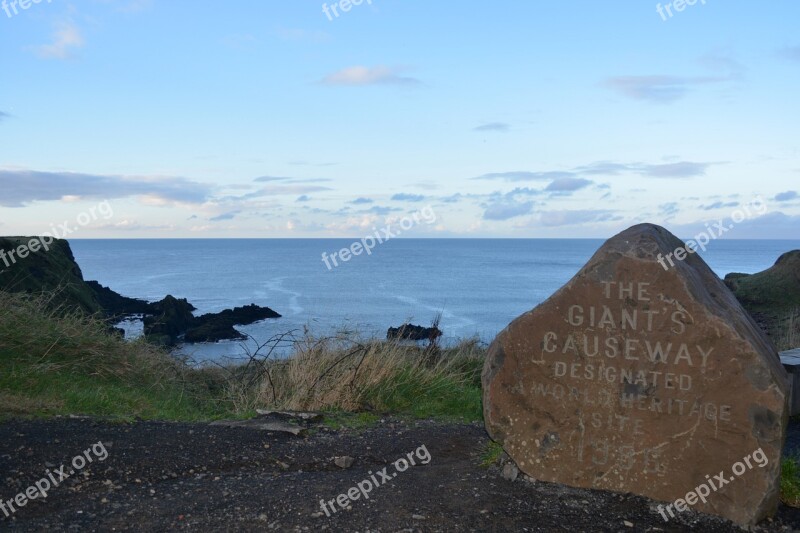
[725,250,800,349]
[0,237,281,346]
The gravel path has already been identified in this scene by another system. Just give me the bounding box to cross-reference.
[1,417,799,532]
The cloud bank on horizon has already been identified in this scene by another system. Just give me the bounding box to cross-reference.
[1,1,799,239]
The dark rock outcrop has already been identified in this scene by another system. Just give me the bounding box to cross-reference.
[143,295,197,345]
[387,323,443,341]
[1,237,282,346]
[184,304,282,343]
[0,236,102,314]
[86,280,154,316]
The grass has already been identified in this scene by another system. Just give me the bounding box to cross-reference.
[777,307,800,352]
[480,440,504,467]
[322,412,381,430]
[781,456,800,507]
[0,290,229,421]
[0,289,486,423]
[218,332,486,422]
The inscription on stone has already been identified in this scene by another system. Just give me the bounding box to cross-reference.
[482,224,788,526]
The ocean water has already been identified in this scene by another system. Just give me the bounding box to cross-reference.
[68,238,800,362]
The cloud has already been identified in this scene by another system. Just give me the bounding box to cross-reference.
[94,220,173,231]
[254,176,292,182]
[391,193,426,202]
[231,185,332,200]
[640,161,712,178]
[545,177,593,192]
[668,212,800,241]
[288,160,338,167]
[660,202,680,216]
[474,122,510,132]
[603,75,727,103]
[350,197,374,204]
[296,195,311,202]
[33,21,84,60]
[253,175,330,184]
[210,211,240,221]
[0,112,9,122]
[483,200,534,221]
[440,193,463,203]
[698,50,746,75]
[780,46,800,62]
[0,170,212,207]
[475,161,713,183]
[538,210,622,227]
[362,205,403,215]
[275,28,330,43]
[698,201,739,210]
[775,191,798,202]
[321,66,420,86]
[474,171,573,182]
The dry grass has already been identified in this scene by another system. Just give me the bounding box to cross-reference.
[777,307,800,352]
[0,289,178,379]
[1,289,486,421]
[217,332,486,419]
[0,289,225,420]
[781,307,800,350]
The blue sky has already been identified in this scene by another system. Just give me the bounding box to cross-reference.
[1,0,799,238]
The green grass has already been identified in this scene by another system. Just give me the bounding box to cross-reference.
[781,456,800,507]
[0,289,487,423]
[480,440,504,467]
[358,344,485,422]
[363,367,483,421]
[0,360,225,421]
[0,290,232,421]
[321,411,381,430]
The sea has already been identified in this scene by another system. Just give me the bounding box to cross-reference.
[68,238,800,363]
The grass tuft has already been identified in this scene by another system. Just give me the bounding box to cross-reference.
[480,440,505,467]
[781,456,800,507]
[218,333,486,422]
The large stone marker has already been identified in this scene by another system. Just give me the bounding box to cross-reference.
[483,224,788,526]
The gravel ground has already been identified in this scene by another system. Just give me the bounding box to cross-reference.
[1,417,799,532]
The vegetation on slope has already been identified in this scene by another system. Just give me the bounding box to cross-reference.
[725,250,800,350]
[0,290,485,423]
[0,237,103,314]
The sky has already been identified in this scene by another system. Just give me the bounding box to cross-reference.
[1,0,799,239]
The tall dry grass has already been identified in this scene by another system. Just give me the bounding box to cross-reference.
[778,307,800,352]
[0,289,180,381]
[1,289,485,421]
[218,332,486,418]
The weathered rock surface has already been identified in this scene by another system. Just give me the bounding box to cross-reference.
[483,223,789,526]
[387,323,443,341]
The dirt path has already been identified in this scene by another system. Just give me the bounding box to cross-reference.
[1,418,799,532]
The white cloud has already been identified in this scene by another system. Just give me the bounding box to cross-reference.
[33,21,84,60]
[603,75,728,104]
[321,66,420,86]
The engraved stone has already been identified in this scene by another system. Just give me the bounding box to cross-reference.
[482,223,788,526]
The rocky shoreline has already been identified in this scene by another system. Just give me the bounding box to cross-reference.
[0,237,281,346]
